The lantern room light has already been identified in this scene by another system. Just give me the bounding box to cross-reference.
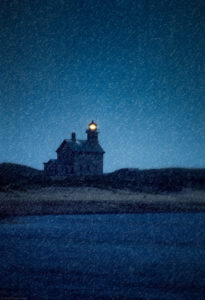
[89,122,97,131]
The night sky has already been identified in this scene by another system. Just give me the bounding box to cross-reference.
[0,0,205,172]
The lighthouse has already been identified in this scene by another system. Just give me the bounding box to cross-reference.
[44,121,105,177]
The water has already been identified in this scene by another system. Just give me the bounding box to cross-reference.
[0,213,205,299]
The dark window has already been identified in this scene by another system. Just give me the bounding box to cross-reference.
[87,165,90,172]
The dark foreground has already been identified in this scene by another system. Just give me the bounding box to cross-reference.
[0,213,205,299]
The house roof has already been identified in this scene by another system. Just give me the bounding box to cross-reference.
[56,139,105,153]
[44,159,57,165]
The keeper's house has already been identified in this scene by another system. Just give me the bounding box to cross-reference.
[44,121,105,177]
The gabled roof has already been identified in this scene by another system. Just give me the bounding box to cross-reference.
[56,139,105,153]
[44,159,57,165]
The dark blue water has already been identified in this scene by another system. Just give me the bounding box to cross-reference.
[0,213,205,300]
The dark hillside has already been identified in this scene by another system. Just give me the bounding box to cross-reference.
[0,163,205,193]
[0,163,42,187]
[105,168,205,192]
[58,168,205,192]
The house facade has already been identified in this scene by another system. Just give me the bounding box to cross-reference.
[44,121,105,177]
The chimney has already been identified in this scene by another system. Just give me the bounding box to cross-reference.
[71,132,76,142]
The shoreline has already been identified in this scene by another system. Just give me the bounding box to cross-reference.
[0,187,205,218]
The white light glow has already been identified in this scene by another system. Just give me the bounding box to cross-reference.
[89,123,97,130]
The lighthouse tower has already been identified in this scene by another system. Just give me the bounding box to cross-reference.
[86,120,99,143]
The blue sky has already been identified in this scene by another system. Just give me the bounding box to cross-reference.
[0,0,205,172]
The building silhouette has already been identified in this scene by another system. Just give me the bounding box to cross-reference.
[44,121,105,177]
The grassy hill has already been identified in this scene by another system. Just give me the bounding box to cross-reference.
[105,168,205,192]
[0,163,43,187]
[0,163,205,193]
